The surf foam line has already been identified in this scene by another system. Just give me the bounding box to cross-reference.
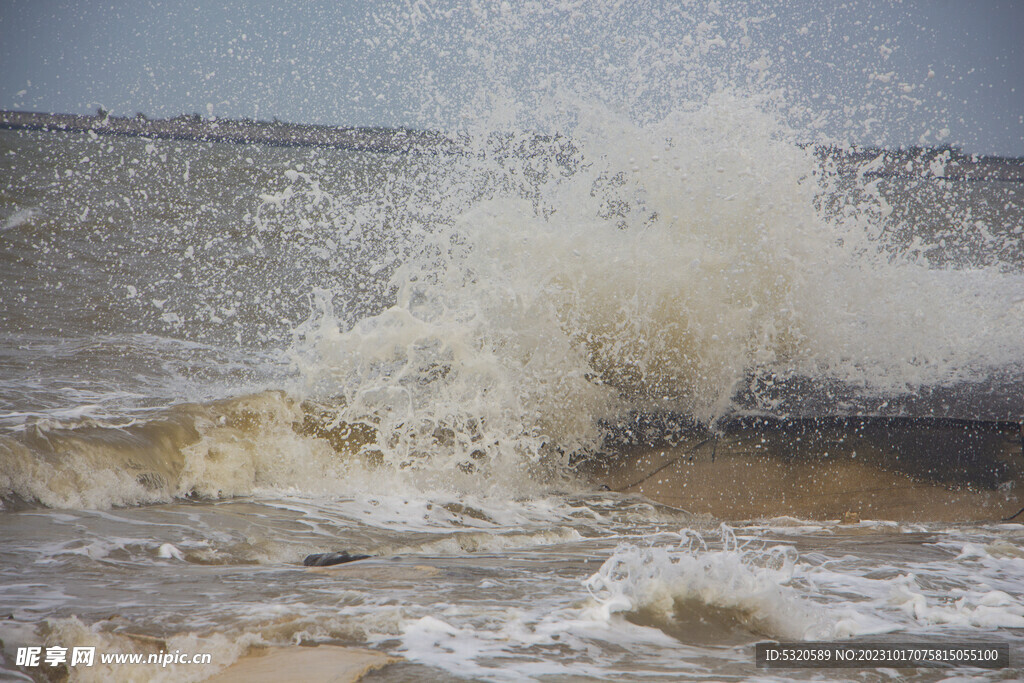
[582,524,1024,646]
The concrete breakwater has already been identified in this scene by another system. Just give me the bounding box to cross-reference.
[824,144,1024,183]
[3,110,1022,181]
[0,109,460,154]
[585,414,1024,521]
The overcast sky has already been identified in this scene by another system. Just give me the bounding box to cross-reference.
[1,0,1021,155]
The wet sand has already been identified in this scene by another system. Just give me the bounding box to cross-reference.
[207,645,399,683]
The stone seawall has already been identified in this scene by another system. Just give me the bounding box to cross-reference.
[0,110,459,154]
[584,415,1024,521]
[824,145,1024,183]
[3,110,1022,181]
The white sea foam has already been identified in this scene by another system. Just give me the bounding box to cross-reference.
[889,576,1024,629]
[286,88,1024,484]
[583,525,829,640]
[1,207,39,231]
[40,617,266,683]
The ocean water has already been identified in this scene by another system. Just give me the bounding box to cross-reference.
[3,2,1024,680]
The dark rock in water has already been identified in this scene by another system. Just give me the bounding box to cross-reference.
[303,551,371,567]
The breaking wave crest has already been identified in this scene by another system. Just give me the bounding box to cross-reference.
[4,2,1023,509]
[286,92,1024,481]
[0,392,360,509]
[10,94,1022,510]
[583,526,829,642]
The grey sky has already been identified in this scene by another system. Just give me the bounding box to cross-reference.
[1,0,1021,155]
